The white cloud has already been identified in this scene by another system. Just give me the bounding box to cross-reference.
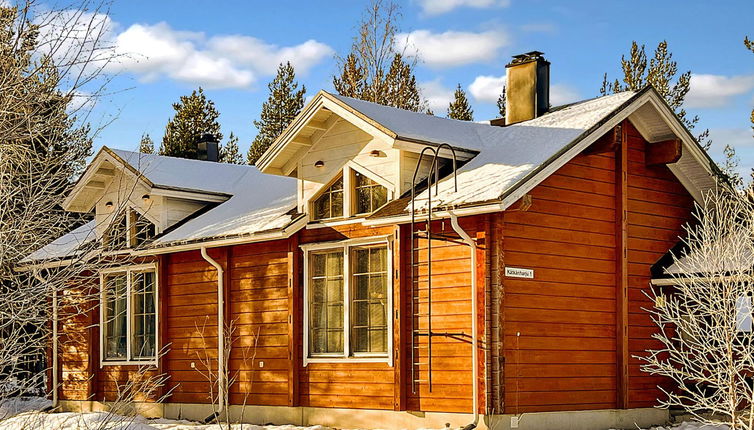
[207,36,334,76]
[109,22,333,89]
[469,74,580,106]
[420,80,455,113]
[416,0,510,16]
[687,74,754,108]
[550,84,580,106]
[396,29,508,68]
[708,128,754,178]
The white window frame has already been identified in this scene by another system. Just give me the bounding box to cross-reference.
[104,206,160,250]
[308,164,394,224]
[99,263,159,366]
[301,235,394,366]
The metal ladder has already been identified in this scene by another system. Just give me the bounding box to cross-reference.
[409,144,457,394]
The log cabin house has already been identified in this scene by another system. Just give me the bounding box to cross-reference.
[23,52,721,429]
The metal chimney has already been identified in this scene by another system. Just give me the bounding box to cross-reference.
[197,133,219,162]
[505,51,550,125]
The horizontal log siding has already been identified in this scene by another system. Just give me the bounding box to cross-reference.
[297,223,396,410]
[502,149,619,413]
[404,216,485,413]
[227,240,291,406]
[624,122,694,408]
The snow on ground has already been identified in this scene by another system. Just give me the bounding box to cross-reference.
[0,410,332,430]
[0,397,51,420]
[612,422,728,430]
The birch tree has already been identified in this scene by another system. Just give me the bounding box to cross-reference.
[640,188,754,429]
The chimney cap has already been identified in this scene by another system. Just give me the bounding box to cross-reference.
[508,51,547,66]
[198,133,219,143]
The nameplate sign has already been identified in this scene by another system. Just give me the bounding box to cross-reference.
[505,267,534,279]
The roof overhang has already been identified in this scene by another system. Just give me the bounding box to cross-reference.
[63,147,231,212]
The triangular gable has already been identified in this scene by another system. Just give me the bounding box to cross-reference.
[256,91,478,177]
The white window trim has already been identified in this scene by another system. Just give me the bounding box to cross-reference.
[308,166,394,223]
[301,235,394,366]
[99,263,159,367]
[106,205,160,249]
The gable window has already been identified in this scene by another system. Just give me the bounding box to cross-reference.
[101,265,157,364]
[105,208,156,249]
[303,237,392,364]
[312,176,344,221]
[354,171,387,215]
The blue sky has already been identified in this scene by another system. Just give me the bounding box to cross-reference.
[80,0,754,171]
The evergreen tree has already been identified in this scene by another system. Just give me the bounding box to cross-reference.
[247,62,306,165]
[138,133,154,154]
[333,0,425,111]
[0,6,91,195]
[220,132,244,164]
[601,41,710,149]
[447,84,474,121]
[159,87,222,159]
[496,86,506,118]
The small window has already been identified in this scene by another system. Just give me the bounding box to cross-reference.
[737,294,752,332]
[312,176,344,221]
[354,172,387,215]
[102,266,157,363]
[131,210,156,247]
[105,208,156,250]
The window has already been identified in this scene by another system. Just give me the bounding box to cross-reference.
[312,176,344,221]
[101,266,157,363]
[354,171,387,215]
[304,238,392,363]
[105,208,156,249]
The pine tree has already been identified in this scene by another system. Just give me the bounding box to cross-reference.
[138,133,154,154]
[496,86,506,118]
[333,53,365,100]
[247,62,306,165]
[447,84,474,121]
[0,6,91,192]
[220,132,244,164]
[159,87,222,159]
[333,0,425,112]
[601,41,710,149]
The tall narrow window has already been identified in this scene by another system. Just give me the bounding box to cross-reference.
[351,246,388,353]
[106,211,129,250]
[132,271,156,358]
[312,176,344,221]
[309,251,344,354]
[354,172,387,215]
[105,208,156,249]
[103,273,128,360]
[101,266,157,363]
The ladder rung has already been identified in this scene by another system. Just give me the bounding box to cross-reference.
[413,379,428,382]
[413,363,427,367]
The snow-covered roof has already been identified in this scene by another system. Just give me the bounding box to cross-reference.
[115,149,300,248]
[662,228,754,276]
[390,92,637,210]
[109,149,253,196]
[22,220,96,263]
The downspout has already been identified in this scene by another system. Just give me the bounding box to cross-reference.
[449,212,479,430]
[34,271,58,409]
[200,247,225,421]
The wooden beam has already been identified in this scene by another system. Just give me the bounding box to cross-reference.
[305,120,328,131]
[290,136,312,146]
[615,121,629,409]
[393,225,405,411]
[94,167,115,177]
[84,180,106,190]
[646,139,682,166]
[586,125,623,155]
[288,234,301,407]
